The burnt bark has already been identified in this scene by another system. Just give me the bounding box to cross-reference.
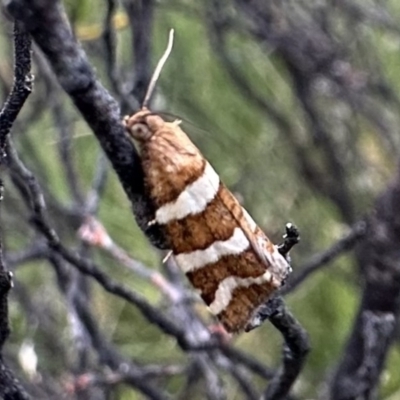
[6,0,168,249]
[330,167,400,399]
[0,20,32,400]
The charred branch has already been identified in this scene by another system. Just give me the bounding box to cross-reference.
[330,167,400,399]
[0,21,32,158]
[0,19,32,400]
[5,0,168,249]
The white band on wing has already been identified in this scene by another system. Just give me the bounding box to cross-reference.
[155,162,220,224]
[208,271,273,315]
[174,227,250,274]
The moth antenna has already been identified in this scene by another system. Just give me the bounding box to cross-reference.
[142,29,174,108]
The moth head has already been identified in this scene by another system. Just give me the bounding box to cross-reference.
[123,108,165,143]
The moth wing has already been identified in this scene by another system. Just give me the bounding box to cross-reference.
[214,184,290,285]
[250,229,291,284]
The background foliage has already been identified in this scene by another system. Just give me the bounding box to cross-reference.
[1,0,400,399]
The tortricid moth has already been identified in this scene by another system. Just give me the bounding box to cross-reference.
[123,30,296,333]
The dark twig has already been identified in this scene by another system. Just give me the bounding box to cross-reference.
[331,310,396,400]
[222,361,259,400]
[206,5,351,218]
[102,0,119,94]
[291,76,356,224]
[0,216,30,399]
[5,136,279,397]
[164,255,285,400]
[6,241,48,268]
[78,217,182,301]
[282,220,367,295]
[0,19,32,400]
[5,136,280,399]
[161,258,228,400]
[50,253,172,400]
[67,366,183,394]
[6,138,183,338]
[123,0,155,106]
[220,345,274,380]
[31,41,85,207]
[84,151,108,215]
[6,0,168,249]
[330,169,400,399]
[256,297,310,400]
[277,223,300,259]
[5,138,221,352]
[102,0,138,113]
[52,93,85,206]
[0,21,32,158]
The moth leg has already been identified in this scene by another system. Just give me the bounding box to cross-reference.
[277,223,300,260]
[172,119,182,126]
[162,250,173,264]
[147,218,157,227]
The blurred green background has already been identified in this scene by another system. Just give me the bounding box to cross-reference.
[1,0,400,398]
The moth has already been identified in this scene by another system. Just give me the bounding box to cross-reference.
[124,31,296,333]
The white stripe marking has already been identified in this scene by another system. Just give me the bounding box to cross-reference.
[155,162,220,224]
[208,271,273,315]
[175,227,250,274]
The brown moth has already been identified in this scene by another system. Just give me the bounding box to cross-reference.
[123,30,292,333]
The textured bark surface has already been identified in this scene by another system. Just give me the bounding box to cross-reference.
[330,168,400,399]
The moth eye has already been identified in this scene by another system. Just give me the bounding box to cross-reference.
[130,122,152,141]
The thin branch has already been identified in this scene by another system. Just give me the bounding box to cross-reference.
[331,310,396,399]
[102,0,119,94]
[0,20,32,400]
[282,220,367,295]
[102,0,138,113]
[5,138,187,342]
[52,94,85,206]
[222,361,259,400]
[330,168,400,398]
[206,5,347,213]
[50,252,172,400]
[5,135,284,399]
[258,297,310,400]
[6,241,48,268]
[6,138,241,355]
[78,216,183,302]
[123,0,155,108]
[220,346,274,380]
[84,151,108,215]
[67,365,183,393]
[0,21,32,158]
[6,0,168,248]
